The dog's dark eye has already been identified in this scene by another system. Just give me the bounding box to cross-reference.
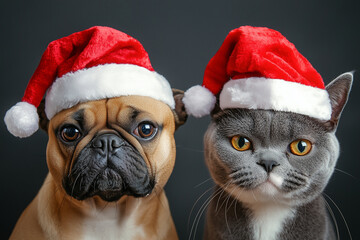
[61,126,81,142]
[134,122,156,139]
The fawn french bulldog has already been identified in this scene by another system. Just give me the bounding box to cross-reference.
[5,26,186,240]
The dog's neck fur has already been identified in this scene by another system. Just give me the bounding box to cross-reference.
[204,186,334,240]
[13,174,176,240]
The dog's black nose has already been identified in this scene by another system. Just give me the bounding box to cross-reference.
[92,134,123,154]
[257,159,279,173]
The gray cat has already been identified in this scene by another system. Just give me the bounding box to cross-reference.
[202,72,353,240]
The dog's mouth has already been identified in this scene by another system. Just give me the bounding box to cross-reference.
[87,168,126,202]
[63,167,154,202]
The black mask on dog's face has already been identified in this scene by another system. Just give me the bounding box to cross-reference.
[41,93,187,202]
[63,131,154,202]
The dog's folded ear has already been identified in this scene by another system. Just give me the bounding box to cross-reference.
[172,89,188,130]
[37,99,49,134]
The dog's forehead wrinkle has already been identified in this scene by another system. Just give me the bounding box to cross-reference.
[113,105,149,125]
[128,107,140,120]
[127,105,152,118]
[104,99,110,130]
[71,108,86,129]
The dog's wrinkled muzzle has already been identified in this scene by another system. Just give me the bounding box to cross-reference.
[63,133,154,202]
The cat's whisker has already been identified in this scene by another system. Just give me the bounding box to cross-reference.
[215,190,224,213]
[323,196,340,240]
[189,185,225,240]
[215,182,232,214]
[187,185,214,230]
[323,192,352,240]
[230,186,245,221]
[218,182,235,212]
[231,194,239,220]
[334,168,358,180]
[193,177,213,188]
[224,186,238,234]
[251,189,258,202]
[188,190,215,240]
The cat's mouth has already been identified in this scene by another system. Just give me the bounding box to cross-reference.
[256,173,283,195]
[267,174,283,188]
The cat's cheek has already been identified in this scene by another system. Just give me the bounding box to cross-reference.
[205,152,232,187]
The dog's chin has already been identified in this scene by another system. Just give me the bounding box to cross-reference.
[93,190,125,202]
[76,188,126,202]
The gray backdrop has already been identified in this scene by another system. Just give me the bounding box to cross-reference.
[1,0,359,239]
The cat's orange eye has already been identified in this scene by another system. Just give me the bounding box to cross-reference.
[231,136,252,151]
[289,139,312,156]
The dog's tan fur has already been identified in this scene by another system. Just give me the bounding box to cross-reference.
[10,95,185,240]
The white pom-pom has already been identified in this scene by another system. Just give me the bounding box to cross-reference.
[4,102,39,138]
[182,85,216,118]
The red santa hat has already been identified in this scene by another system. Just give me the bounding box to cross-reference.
[183,26,331,120]
[4,26,175,138]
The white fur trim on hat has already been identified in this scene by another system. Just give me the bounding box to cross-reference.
[45,64,175,119]
[4,101,39,138]
[220,77,332,120]
[183,85,216,118]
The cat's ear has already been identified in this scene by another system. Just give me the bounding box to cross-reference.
[325,72,353,130]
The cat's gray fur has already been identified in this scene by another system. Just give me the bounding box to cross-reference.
[203,73,353,240]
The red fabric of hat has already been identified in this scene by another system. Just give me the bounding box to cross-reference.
[23,26,153,108]
[203,26,324,95]
[183,26,331,120]
[4,26,174,138]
